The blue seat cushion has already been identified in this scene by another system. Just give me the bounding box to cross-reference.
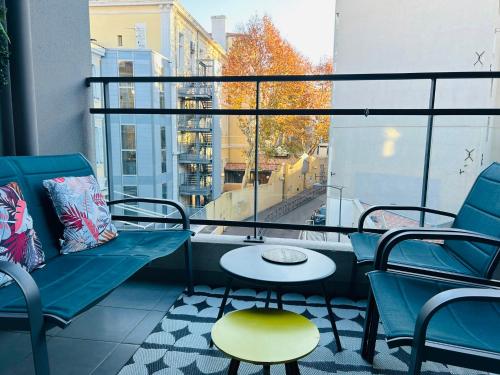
[0,229,190,322]
[350,232,476,276]
[74,230,191,258]
[368,271,500,352]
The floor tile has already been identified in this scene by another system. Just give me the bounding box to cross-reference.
[98,280,176,310]
[0,332,36,374]
[5,337,117,375]
[90,343,139,375]
[123,310,166,345]
[153,284,184,312]
[53,306,149,343]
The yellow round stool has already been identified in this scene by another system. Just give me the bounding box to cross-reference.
[211,308,320,375]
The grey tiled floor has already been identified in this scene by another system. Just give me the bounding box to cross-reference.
[0,278,184,375]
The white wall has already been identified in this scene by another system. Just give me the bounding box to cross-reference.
[328,0,499,222]
[30,0,93,161]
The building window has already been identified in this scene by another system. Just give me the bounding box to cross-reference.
[118,61,135,108]
[224,170,244,184]
[178,33,184,74]
[117,35,123,46]
[162,183,168,199]
[121,125,137,175]
[122,185,138,216]
[160,126,167,173]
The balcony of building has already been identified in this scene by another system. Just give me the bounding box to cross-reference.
[0,2,499,375]
[177,114,213,132]
[177,82,213,100]
[178,142,213,164]
[178,173,213,196]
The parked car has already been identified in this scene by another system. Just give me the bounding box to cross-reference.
[311,205,326,225]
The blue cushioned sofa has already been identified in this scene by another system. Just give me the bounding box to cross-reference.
[0,154,194,375]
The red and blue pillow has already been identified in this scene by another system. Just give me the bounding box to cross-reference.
[43,175,118,254]
[0,182,45,286]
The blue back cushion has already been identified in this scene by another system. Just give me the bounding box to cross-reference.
[0,154,94,261]
[445,162,500,276]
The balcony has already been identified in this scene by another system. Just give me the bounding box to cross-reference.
[2,4,499,369]
[177,114,213,132]
[179,173,213,196]
[177,82,213,99]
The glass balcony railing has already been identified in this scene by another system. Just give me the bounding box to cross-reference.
[87,72,500,242]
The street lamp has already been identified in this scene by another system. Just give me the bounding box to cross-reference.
[314,183,345,242]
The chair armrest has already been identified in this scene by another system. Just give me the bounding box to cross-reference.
[358,205,456,232]
[413,287,500,355]
[0,261,45,333]
[108,198,190,230]
[374,228,500,271]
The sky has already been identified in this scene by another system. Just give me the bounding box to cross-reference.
[180,0,334,64]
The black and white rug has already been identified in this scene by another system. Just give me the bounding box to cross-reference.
[118,286,491,375]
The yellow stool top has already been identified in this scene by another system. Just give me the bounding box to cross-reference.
[211,308,320,365]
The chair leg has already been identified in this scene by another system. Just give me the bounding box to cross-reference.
[29,318,50,375]
[321,281,342,351]
[184,238,194,296]
[228,359,240,375]
[408,348,423,375]
[361,291,379,363]
[409,333,424,375]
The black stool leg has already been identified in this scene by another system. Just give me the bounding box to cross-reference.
[265,289,271,308]
[263,364,270,375]
[228,359,240,375]
[321,281,342,351]
[210,278,233,348]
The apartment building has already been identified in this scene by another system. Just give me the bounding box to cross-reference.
[89,0,226,211]
[328,0,500,225]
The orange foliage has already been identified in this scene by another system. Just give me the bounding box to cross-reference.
[223,16,333,167]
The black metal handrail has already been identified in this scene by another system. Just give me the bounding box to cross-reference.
[88,71,500,240]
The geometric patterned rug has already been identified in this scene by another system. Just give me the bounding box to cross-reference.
[118,286,491,375]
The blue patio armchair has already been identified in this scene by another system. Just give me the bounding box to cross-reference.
[350,162,500,282]
[361,228,500,374]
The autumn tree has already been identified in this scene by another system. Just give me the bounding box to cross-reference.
[222,15,333,186]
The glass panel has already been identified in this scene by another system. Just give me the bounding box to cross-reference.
[122,185,138,217]
[427,115,499,225]
[259,111,427,243]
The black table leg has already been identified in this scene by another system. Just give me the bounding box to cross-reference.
[210,278,233,348]
[265,289,271,308]
[228,358,240,375]
[277,288,283,310]
[321,281,342,351]
[263,364,271,375]
[285,361,300,375]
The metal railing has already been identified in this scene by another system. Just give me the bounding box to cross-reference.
[86,71,500,239]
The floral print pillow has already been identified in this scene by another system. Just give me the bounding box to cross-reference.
[43,175,118,254]
[0,182,45,287]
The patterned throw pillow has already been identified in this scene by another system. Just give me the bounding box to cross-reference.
[0,182,45,287]
[43,175,118,254]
